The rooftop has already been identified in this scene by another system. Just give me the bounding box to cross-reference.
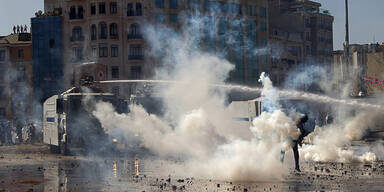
[0,33,31,45]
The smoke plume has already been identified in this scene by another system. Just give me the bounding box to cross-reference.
[90,11,384,181]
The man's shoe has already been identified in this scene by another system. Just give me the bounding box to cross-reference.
[295,168,301,172]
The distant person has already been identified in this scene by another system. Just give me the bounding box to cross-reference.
[15,121,23,144]
[30,123,36,143]
[13,26,16,34]
[292,114,309,172]
[22,123,36,144]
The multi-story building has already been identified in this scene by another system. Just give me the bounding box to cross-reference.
[268,0,333,87]
[333,43,384,96]
[0,32,33,123]
[31,14,64,103]
[42,0,270,98]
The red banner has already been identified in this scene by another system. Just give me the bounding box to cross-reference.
[362,76,384,87]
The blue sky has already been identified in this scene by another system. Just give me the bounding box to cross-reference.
[0,0,383,50]
[316,0,384,50]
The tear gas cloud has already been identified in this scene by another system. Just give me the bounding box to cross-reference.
[92,14,302,180]
[91,13,383,181]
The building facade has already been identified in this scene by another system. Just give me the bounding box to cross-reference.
[0,33,33,123]
[31,16,64,103]
[268,0,333,87]
[42,0,270,98]
[333,44,384,96]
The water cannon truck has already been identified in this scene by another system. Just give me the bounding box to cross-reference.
[43,86,127,155]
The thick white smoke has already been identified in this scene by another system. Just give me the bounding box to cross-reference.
[90,14,383,181]
[301,112,380,163]
[93,72,301,181]
[90,17,309,180]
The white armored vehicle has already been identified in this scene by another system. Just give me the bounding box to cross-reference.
[43,87,127,155]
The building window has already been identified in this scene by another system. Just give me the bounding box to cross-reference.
[72,47,83,61]
[156,13,165,23]
[128,23,142,39]
[99,22,107,39]
[129,44,143,60]
[244,5,248,15]
[260,7,266,18]
[127,3,134,16]
[110,2,117,14]
[99,2,106,14]
[99,44,108,57]
[0,108,5,117]
[71,26,84,41]
[78,6,84,19]
[91,24,97,40]
[18,49,24,59]
[0,50,5,61]
[69,6,76,19]
[91,3,96,15]
[261,38,267,46]
[288,46,301,57]
[253,6,257,16]
[0,87,6,100]
[305,18,311,28]
[92,47,97,57]
[49,39,55,48]
[170,0,178,9]
[306,46,311,55]
[191,0,200,10]
[16,66,26,82]
[306,32,310,41]
[260,22,267,31]
[246,20,257,43]
[261,55,267,64]
[111,66,119,79]
[131,66,142,79]
[155,0,164,8]
[111,45,118,57]
[136,3,142,16]
[169,14,178,23]
[249,5,252,16]
[112,86,120,96]
[110,23,118,39]
[230,3,241,15]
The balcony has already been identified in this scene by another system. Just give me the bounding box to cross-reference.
[128,55,144,60]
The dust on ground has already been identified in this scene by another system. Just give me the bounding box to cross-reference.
[0,144,383,192]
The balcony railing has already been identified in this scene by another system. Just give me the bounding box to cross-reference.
[128,55,144,60]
